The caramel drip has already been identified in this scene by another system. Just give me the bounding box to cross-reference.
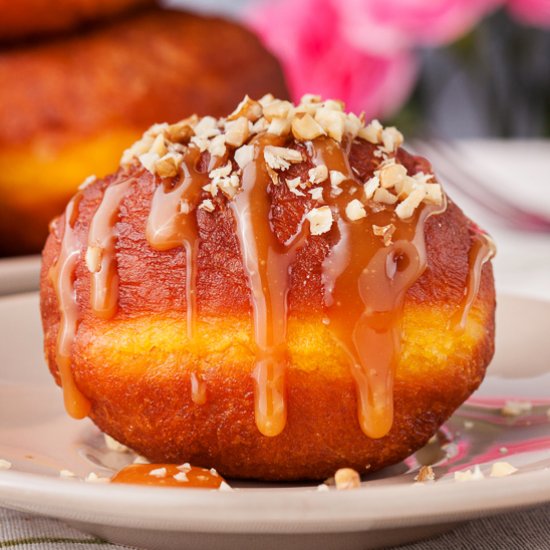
[146,148,212,340]
[111,463,224,488]
[88,176,134,319]
[51,194,91,419]
[453,230,496,330]
[146,148,222,400]
[229,134,309,437]
[312,138,444,439]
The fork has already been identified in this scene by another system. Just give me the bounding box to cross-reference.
[410,140,550,232]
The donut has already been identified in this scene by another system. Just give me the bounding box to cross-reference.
[40,95,496,481]
[0,0,153,42]
[0,9,288,255]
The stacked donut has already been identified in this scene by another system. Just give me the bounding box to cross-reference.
[0,0,288,255]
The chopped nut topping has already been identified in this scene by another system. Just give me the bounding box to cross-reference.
[291,113,326,140]
[379,162,407,189]
[227,95,263,122]
[235,144,254,169]
[194,116,220,138]
[225,117,250,147]
[414,465,435,482]
[267,117,292,137]
[219,480,233,491]
[490,462,518,478]
[309,187,324,201]
[317,483,330,491]
[306,206,333,235]
[207,134,227,158]
[329,170,347,188]
[286,177,305,197]
[85,472,109,483]
[381,126,404,153]
[345,199,367,221]
[150,133,167,157]
[454,465,484,482]
[334,467,361,490]
[0,459,12,470]
[315,108,345,142]
[198,199,216,213]
[358,119,383,144]
[263,99,294,121]
[165,116,197,143]
[364,175,380,199]
[395,187,426,219]
[85,246,102,273]
[173,471,189,482]
[59,469,76,478]
[149,467,167,478]
[104,434,130,453]
[308,164,328,185]
[373,187,398,205]
[178,462,192,471]
[372,223,396,246]
[209,162,232,180]
[501,400,533,417]
[138,151,160,173]
[155,152,183,178]
[264,146,303,171]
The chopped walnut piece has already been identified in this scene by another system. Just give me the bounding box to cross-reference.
[373,187,398,205]
[0,459,12,470]
[207,134,227,158]
[225,117,250,147]
[358,119,383,144]
[138,151,160,173]
[286,177,305,197]
[235,144,254,169]
[344,113,363,139]
[258,93,275,107]
[315,108,345,142]
[264,146,303,171]
[59,469,76,478]
[501,400,533,417]
[227,95,263,122]
[379,163,407,189]
[267,117,292,137]
[173,471,188,482]
[85,472,109,483]
[263,99,294,121]
[454,465,484,482]
[149,467,167,478]
[198,199,215,213]
[218,174,240,199]
[155,152,183,178]
[306,206,333,235]
[414,465,436,482]
[372,224,396,246]
[364,175,380,199]
[380,126,404,153]
[309,187,324,201]
[85,246,102,273]
[209,162,232,180]
[334,467,361,490]
[425,183,443,205]
[194,116,220,139]
[166,116,197,143]
[490,462,518,478]
[291,113,326,140]
[345,199,367,221]
[309,164,329,185]
[329,170,346,187]
[395,187,426,219]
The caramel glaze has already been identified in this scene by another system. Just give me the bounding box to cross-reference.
[49,193,91,419]
[111,463,223,488]
[50,134,493,439]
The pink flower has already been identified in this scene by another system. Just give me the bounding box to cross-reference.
[507,0,550,27]
[338,0,502,55]
[248,0,418,119]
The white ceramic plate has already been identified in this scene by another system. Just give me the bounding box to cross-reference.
[0,293,549,550]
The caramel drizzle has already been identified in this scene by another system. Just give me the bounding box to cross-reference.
[228,134,309,437]
[88,176,134,319]
[146,148,220,403]
[53,131,492,442]
[453,230,496,330]
[311,138,445,438]
[51,193,91,419]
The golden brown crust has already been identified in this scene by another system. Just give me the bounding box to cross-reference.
[0,8,289,147]
[0,8,289,255]
[0,0,154,42]
[40,138,496,480]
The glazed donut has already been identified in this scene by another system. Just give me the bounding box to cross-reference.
[0,9,288,255]
[40,95,495,481]
[0,0,154,42]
